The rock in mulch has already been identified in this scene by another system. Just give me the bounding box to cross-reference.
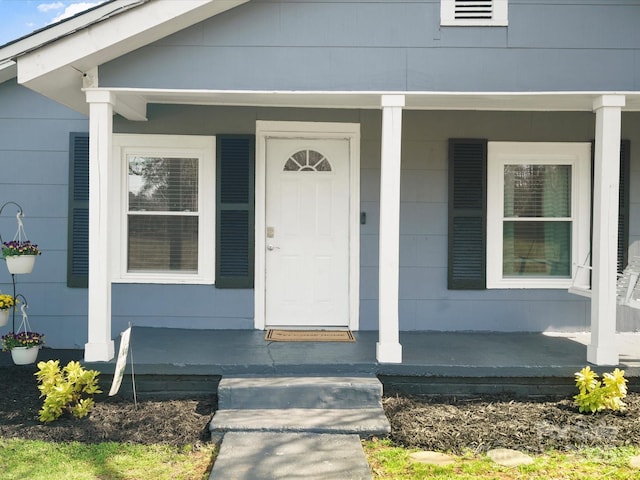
[409,451,456,466]
[487,448,534,467]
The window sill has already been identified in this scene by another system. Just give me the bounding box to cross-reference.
[487,278,573,289]
[112,274,214,285]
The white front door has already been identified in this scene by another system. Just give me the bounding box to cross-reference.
[265,137,350,328]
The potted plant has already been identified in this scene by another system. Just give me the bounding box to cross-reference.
[2,331,45,365]
[0,293,15,327]
[2,240,41,274]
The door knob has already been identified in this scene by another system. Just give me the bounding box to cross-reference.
[267,244,280,251]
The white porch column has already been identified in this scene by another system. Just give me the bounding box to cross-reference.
[377,94,404,363]
[84,90,115,362]
[588,94,625,366]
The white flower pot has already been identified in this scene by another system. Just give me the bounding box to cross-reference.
[5,255,36,274]
[0,309,8,327]
[10,346,39,365]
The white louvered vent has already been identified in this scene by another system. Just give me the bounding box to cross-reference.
[455,0,493,20]
[441,0,508,26]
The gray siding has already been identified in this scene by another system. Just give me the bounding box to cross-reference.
[4,1,640,348]
[102,0,640,92]
[0,79,88,348]
[114,106,640,334]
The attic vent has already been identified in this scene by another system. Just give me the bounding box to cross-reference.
[441,0,508,26]
[454,1,493,20]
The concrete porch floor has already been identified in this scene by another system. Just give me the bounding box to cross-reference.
[86,327,640,377]
[4,328,640,395]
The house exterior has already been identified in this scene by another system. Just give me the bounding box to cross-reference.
[1,0,639,365]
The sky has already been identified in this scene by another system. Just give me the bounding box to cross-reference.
[0,0,105,45]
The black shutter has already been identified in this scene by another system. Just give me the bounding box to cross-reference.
[618,140,630,274]
[216,135,255,288]
[448,139,487,289]
[67,132,89,288]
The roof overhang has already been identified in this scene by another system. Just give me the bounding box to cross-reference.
[4,0,249,113]
[0,0,144,84]
[85,88,640,121]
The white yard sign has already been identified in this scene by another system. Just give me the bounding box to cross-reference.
[108,326,131,396]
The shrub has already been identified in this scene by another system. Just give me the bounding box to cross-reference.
[35,360,102,422]
[574,366,627,414]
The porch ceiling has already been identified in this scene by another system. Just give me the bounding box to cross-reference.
[93,88,640,121]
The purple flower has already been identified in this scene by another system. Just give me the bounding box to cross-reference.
[1,331,45,351]
[1,240,41,257]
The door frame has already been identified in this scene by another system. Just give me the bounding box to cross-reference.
[254,121,361,330]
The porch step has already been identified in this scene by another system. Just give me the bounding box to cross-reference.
[210,375,390,437]
[211,407,390,436]
[217,376,383,409]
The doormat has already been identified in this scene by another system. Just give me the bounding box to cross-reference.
[265,329,356,342]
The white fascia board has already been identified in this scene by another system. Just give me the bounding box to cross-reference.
[18,0,249,85]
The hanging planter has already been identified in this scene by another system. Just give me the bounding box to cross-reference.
[0,294,15,327]
[1,210,42,275]
[10,346,39,365]
[5,254,37,274]
[2,241,40,275]
[1,301,44,366]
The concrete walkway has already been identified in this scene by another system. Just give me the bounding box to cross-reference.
[210,432,372,480]
[209,376,387,479]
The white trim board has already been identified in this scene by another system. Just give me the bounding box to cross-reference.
[84,88,640,121]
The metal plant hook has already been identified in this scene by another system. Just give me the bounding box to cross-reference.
[14,294,28,333]
[9,209,29,244]
[15,293,28,309]
[16,298,32,335]
[0,201,25,245]
[0,203,26,332]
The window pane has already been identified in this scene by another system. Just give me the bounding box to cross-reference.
[128,215,198,271]
[504,165,571,218]
[128,156,198,212]
[503,221,571,277]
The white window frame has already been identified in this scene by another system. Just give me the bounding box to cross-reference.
[111,134,215,284]
[441,0,508,27]
[486,142,591,289]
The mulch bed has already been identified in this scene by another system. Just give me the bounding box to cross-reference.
[384,393,640,454]
[0,366,213,446]
[2,364,639,453]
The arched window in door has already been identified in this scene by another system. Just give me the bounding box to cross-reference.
[284,149,332,172]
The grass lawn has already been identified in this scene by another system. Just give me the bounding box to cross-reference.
[0,439,216,480]
[3,437,640,479]
[364,439,640,480]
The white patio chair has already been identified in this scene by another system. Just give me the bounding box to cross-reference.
[568,255,640,309]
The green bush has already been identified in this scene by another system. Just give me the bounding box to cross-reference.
[574,366,627,414]
[35,360,102,423]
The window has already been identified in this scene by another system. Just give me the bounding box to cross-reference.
[486,143,591,288]
[284,150,332,172]
[113,135,215,284]
[127,156,199,272]
[69,133,255,288]
[448,139,630,291]
[441,0,508,27]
